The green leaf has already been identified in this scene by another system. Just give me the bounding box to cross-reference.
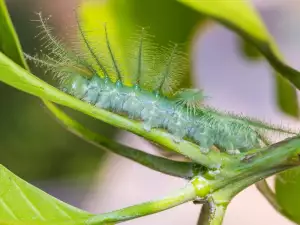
[276,74,299,117]
[239,38,262,60]
[0,0,105,179]
[178,0,299,117]
[275,167,300,224]
[0,164,91,225]
[79,0,205,89]
[0,0,28,69]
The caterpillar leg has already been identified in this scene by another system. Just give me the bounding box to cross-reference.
[122,95,143,119]
[198,135,214,155]
[171,135,183,143]
[95,92,111,109]
[169,123,187,143]
[143,122,152,132]
[110,91,126,112]
[199,147,210,154]
[82,87,99,105]
[221,141,241,155]
[141,103,163,132]
[226,149,241,155]
[142,116,163,132]
[207,169,221,178]
[66,75,89,99]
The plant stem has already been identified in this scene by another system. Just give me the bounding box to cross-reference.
[86,182,197,224]
[255,180,285,215]
[0,0,29,70]
[197,199,227,225]
[208,204,227,225]
[44,100,201,179]
[197,204,210,225]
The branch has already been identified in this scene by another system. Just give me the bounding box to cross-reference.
[86,181,197,224]
[207,203,227,225]
[256,180,286,215]
[197,204,210,225]
[44,100,202,178]
[197,200,227,225]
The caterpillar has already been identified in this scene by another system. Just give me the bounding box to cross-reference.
[26,13,296,156]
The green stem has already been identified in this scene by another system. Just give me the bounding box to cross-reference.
[0,0,29,69]
[217,136,300,188]
[197,204,210,225]
[86,135,300,225]
[44,101,201,179]
[86,182,197,224]
[255,180,286,215]
[208,204,227,225]
[197,197,227,225]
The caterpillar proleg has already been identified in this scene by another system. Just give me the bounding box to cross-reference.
[26,13,297,156]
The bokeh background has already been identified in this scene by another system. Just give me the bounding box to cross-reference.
[3,0,300,224]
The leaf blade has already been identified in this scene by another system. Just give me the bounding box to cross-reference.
[0,164,91,225]
[0,0,28,69]
[178,0,299,117]
[275,167,300,224]
[79,0,206,89]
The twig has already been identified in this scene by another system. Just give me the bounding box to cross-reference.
[44,100,202,179]
[86,182,197,224]
[256,180,285,215]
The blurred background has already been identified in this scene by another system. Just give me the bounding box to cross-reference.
[3,0,300,224]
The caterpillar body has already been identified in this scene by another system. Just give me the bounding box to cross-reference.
[26,13,295,156]
[62,73,261,154]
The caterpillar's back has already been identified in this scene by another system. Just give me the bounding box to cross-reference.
[26,13,296,156]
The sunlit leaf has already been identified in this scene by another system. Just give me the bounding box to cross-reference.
[0,0,28,69]
[239,38,262,60]
[178,0,299,117]
[79,0,205,89]
[275,167,300,224]
[0,164,92,225]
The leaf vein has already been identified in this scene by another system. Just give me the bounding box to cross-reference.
[11,179,46,220]
[0,198,19,220]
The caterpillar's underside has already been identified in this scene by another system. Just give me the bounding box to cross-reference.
[26,13,296,156]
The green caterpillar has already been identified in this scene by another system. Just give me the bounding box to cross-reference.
[26,13,296,156]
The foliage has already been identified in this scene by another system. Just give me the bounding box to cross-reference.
[0,165,92,225]
[1,0,300,225]
[0,0,106,180]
